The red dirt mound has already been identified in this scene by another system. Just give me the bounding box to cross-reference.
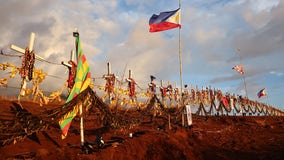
[0,99,283,160]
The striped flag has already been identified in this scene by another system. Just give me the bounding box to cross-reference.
[59,31,91,139]
[59,104,80,139]
[232,65,244,74]
[149,8,181,32]
[66,33,91,103]
[257,88,267,98]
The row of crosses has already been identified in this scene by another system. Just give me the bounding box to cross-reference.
[9,31,78,102]
[8,31,186,107]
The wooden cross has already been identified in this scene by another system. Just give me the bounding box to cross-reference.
[160,80,167,106]
[61,50,77,90]
[10,33,45,61]
[62,50,75,68]
[126,69,137,104]
[10,32,44,97]
[103,62,116,103]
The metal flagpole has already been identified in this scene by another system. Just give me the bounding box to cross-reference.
[178,0,183,98]
[242,74,248,98]
[237,49,248,99]
[262,76,271,107]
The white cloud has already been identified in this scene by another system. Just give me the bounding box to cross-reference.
[242,0,280,28]
[194,29,225,44]
[270,71,284,76]
[249,0,279,13]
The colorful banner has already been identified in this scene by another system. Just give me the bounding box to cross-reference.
[59,32,91,139]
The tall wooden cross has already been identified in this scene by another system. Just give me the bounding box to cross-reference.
[10,32,44,97]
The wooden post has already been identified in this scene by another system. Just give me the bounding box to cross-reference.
[182,109,185,127]
[107,62,111,75]
[79,103,84,149]
[129,69,132,79]
[107,62,111,102]
[62,50,75,68]
[186,104,193,126]
[160,80,163,99]
[168,114,171,130]
[161,80,167,107]
[28,32,35,51]
[71,50,75,62]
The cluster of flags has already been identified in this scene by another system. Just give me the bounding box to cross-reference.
[232,64,267,99]
[148,8,268,101]
[232,65,267,99]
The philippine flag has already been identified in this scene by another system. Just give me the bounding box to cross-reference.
[149,8,181,32]
[257,88,267,98]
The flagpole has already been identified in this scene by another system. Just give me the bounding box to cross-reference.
[265,88,271,106]
[242,74,248,98]
[237,49,248,99]
[79,103,85,149]
[262,75,271,107]
[178,0,183,99]
[74,28,85,150]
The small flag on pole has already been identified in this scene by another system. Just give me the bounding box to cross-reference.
[150,75,156,81]
[257,88,267,98]
[232,65,244,74]
[149,8,181,32]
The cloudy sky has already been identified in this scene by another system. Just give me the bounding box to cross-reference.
[0,0,283,110]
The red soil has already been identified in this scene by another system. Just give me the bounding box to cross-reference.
[0,99,283,160]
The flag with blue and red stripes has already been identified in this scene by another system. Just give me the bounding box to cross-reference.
[149,8,181,32]
[257,88,266,98]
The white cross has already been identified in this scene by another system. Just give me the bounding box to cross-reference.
[61,50,75,68]
[61,50,77,90]
[10,32,43,96]
[10,32,44,61]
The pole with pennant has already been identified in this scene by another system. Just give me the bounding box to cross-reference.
[148,0,183,104]
[73,28,85,150]
[236,49,249,99]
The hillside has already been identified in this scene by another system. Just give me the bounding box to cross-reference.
[0,98,283,160]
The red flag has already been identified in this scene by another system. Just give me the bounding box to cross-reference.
[222,97,229,107]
